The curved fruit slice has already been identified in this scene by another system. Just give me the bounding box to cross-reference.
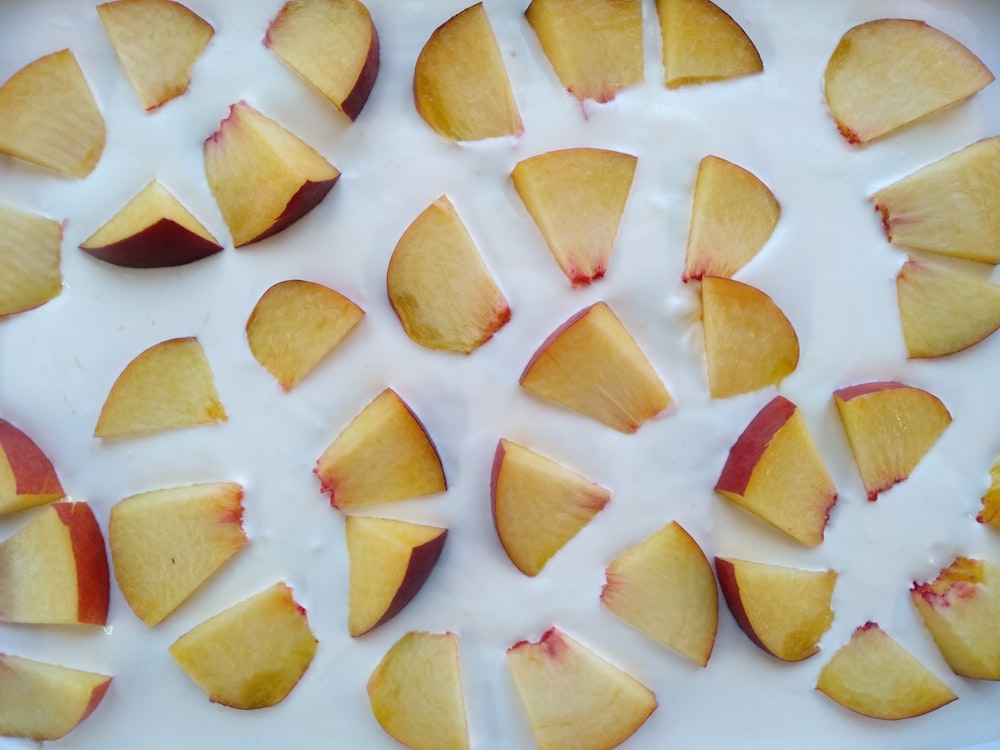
[525,0,642,103]
[911,557,1000,680]
[520,301,671,434]
[247,280,364,390]
[602,522,718,666]
[657,0,762,88]
[264,0,380,121]
[204,101,340,247]
[0,654,111,741]
[413,3,522,142]
[109,482,248,626]
[0,502,109,626]
[0,418,65,515]
[833,381,951,501]
[169,582,317,709]
[980,457,1000,531]
[716,396,836,547]
[95,337,227,438]
[491,439,609,577]
[368,632,469,750]
[316,389,446,510]
[873,136,1000,264]
[98,0,213,111]
[80,181,222,268]
[683,155,779,282]
[715,557,836,662]
[0,50,105,177]
[512,148,636,285]
[701,276,798,398]
[387,197,510,354]
[507,627,657,750]
[0,204,62,317]
[823,19,994,144]
[816,622,956,720]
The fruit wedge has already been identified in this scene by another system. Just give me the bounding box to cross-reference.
[0,418,65,515]
[0,204,62,317]
[979,456,1000,531]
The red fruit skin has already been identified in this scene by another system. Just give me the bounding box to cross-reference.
[52,502,110,626]
[81,219,222,268]
[715,396,797,496]
[0,419,64,498]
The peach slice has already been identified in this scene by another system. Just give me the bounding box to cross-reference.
[0,502,109,626]
[682,155,779,282]
[346,516,447,637]
[491,439,610,577]
[911,557,1000,680]
[316,389,446,510]
[95,337,227,438]
[204,101,340,247]
[507,627,657,750]
[520,301,672,434]
[833,381,951,501]
[701,276,799,398]
[0,654,111,741]
[98,0,213,111]
[368,631,469,750]
[715,557,836,662]
[0,49,105,177]
[0,418,65,515]
[80,180,222,268]
[169,582,318,709]
[824,19,994,144]
[512,148,636,285]
[246,279,364,391]
[413,3,523,142]
[109,482,248,626]
[0,204,62,317]
[979,456,1000,531]
[816,622,957,720]
[716,396,836,547]
[525,0,643,103]
[656,0,763,88]
[265,0,380,121]
[602,522,718,667]
[387,196,510,354]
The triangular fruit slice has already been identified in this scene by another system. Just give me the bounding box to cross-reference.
[715,557,836,662]
[0,418,65,515]
[0,50,105,178]
[520,301,672,434]
[507,628,657,750]
[95,337,227,438]
[316,389,446,510]
[246,279,364,391]
[823,19,994,144]
[204,101,340,247]
[491,439,610,577]
[872,136,1000,264]
[387,196,510,354]
[716,396,836,547]
[97,0,213,111]
[525,0,643,103]
[109,482,248,626]
[979,456,1000,531]
[368,632,469,750]
[512,148,636,285]
[816,622,956,720]
[683,155,779,282]
[657,0,763,88]
[169,582,318,709]
[80,181,222,268]
[833,381,951,501]
[346,516,447,636]
[602,522,718,666]
[413,3,522,142]
[0,204,62,317]
[701,276,799,398]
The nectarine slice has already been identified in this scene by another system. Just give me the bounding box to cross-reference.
[0,204,62,317]
[979,457,1000,531]
[0,418,65,515]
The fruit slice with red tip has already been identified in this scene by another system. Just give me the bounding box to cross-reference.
[0,418,65,515]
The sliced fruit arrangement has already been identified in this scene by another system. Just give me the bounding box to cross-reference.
[512,147,636,285]
[602,521,718,667]
[0,49,105,177]
[491,439,609,577]
[387,196,510,354]
[980,456,1000,531]
[265,0,380,121]
[823,19,994,144]
[520,301,672,434]
[0,418,65,515]
[413,3,522,142]
[833,381,951,500]
[0,204,62,317]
